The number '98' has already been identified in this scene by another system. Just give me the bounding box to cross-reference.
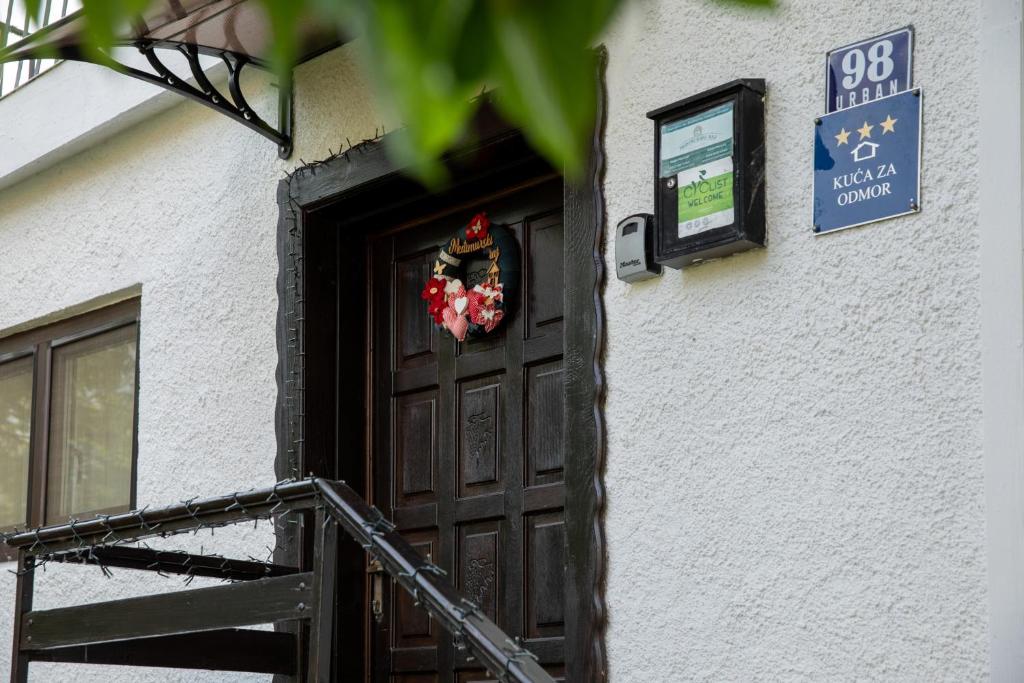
[840,40,895,89]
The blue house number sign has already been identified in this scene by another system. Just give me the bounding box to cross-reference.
[813,89,922,234]
[826,27,913,113]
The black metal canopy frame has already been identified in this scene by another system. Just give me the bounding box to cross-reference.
[2,478,555,683]
[66,39,294,157]
[0,1,343,159]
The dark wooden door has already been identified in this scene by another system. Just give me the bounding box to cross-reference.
[367,178,567,682]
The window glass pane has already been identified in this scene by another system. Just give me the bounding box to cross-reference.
[46,325,137,523]
[0,357,32,529]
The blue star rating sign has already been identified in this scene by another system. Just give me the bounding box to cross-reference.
[813,89,922,234]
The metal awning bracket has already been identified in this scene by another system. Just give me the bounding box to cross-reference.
[123,41,293,159]
[0,0,322,160]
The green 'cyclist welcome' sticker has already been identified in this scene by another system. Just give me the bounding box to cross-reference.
[660,102,735,238]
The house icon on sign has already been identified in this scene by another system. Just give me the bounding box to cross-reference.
[851,141,879,162]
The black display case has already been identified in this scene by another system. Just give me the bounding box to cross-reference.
[647,79,767,268]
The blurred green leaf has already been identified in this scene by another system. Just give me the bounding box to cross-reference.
[258,0,301,83]
[20,0,42,25]
[3,0,777,181]
[487,3,605,178]
[79,0,151,66]
[342,0,485,181]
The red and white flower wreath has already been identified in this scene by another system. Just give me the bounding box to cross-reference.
[420,212,519,342]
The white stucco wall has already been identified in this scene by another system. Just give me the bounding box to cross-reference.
[601,1,989,681]
[0,0,1006,680]
[0,44,383,682]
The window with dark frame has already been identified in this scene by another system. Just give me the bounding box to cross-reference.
[0,298,140,560]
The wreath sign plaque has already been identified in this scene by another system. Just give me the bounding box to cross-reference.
[420,213,520,342]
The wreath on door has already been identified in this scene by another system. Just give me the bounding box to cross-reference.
[420,212,520,342]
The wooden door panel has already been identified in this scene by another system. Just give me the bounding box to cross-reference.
[396,251,438,370]
[370,179,564,682]
[454,348,506,381]
[457,375,505,498]
[393,530,440,651]
[458,326,507,358]
[525,211,564,340]
[457,520,503,622]
[394,391,438,507]
[457,666,565,682]
[525,511,566,640]
[456,673,498,683]
[454,213,520,361]
[525,360,565,487]
[391,674,438,683]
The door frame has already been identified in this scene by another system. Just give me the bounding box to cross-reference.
[274,52,608,682]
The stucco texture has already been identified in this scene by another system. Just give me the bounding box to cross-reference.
[601,1,986,681]
[0,44,382,682]
[0,1,992,680]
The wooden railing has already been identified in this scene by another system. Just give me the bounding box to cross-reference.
[3,478,554,683]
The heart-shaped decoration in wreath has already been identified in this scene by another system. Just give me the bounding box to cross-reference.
[420,212,520,342]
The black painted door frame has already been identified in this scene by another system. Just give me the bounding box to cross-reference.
[275,64,608,681]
